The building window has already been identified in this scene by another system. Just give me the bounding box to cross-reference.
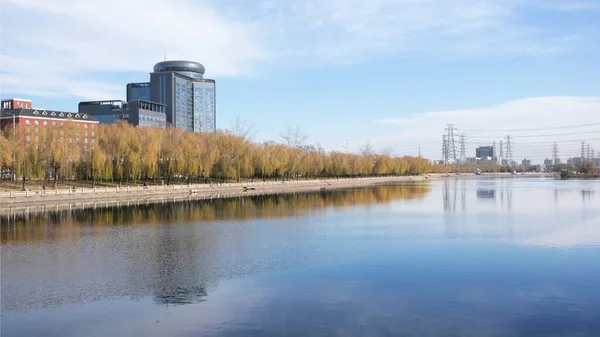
[91,125,95,129]
[91,132,95,137]
[34,120,39,126]
[84,124,88,128]
[52,122,56,126]
[84,146,88,151]
[84,138,88,144]
[43,121,48,126]
[25,120,30,125]
[84,132,88,136]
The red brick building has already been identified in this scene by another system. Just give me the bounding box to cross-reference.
[1,98,32,110]
[1,99,99,152]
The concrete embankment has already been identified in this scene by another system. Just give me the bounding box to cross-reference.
[0,176,436,212]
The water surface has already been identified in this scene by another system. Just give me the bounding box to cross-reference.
[1,178,599,336]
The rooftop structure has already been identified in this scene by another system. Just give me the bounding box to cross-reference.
[153,60,205,79]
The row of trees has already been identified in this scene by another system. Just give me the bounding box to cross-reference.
[0,121,433,189]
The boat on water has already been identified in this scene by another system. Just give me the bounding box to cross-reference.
[474,169,482,175]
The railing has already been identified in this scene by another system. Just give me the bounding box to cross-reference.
[0,176,413,199]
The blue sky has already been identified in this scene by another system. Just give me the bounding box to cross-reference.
[1,0,600,162]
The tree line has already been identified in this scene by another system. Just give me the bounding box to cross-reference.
[0,121,433,189]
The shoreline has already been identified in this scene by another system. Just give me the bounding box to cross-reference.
[0,176,436,213]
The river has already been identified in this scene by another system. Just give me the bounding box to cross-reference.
[1,177,599,336]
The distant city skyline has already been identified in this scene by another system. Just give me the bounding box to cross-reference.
[2,0,599,163]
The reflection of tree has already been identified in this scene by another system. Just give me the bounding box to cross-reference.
[153,285,207,306]
[581,190,595,204]
[1,184,431,243]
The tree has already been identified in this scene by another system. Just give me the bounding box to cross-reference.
[0,131,12,173]
[279,125,308,148]
[577,160,595,174]
[229,115,257,140]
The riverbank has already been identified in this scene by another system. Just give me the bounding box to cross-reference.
[0,175,437,211]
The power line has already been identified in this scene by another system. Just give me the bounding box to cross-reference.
[466,129,600,139]
[460,122,600,132]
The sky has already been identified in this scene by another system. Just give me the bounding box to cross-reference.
[1,0,600,163]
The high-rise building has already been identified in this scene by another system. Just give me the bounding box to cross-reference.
[149,61,216,132]
[476,146,494,159]
[126,82,151,101]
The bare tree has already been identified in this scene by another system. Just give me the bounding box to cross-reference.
[229,115,257,140]
[379,145,394,157]
[360,141,375,157]
[279,125,309,148]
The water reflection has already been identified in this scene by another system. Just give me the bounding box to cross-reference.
[0,184,430,244]
[154,285,207,306]
[2,179,600,337]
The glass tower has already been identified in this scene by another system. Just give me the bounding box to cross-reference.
[150,61,216,133]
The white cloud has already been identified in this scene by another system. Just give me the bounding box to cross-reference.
[0,0,598,99]
[1,0,269,99]
[371,97,600,161]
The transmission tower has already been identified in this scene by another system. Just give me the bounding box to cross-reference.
[587,144,591,160]
[505,136,513,167]
[441,135,449,165]
[445,124,459,171]
[581,142,586,159]
[552,142,559,165]
[499,140,504,165]
[459,134,466,164]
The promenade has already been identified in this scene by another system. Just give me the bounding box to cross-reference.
[0,176,435,213]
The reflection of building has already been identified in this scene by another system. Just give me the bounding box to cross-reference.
[477,189,496,199]
[476,146,494,159]
[78,100,167,129]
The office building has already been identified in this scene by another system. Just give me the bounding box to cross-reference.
[522,158,531,168]
[127,82,151,101]
[149,60,216,132]
[78,100,167,129]
[476,146,494,159]
[544,158,553,167]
